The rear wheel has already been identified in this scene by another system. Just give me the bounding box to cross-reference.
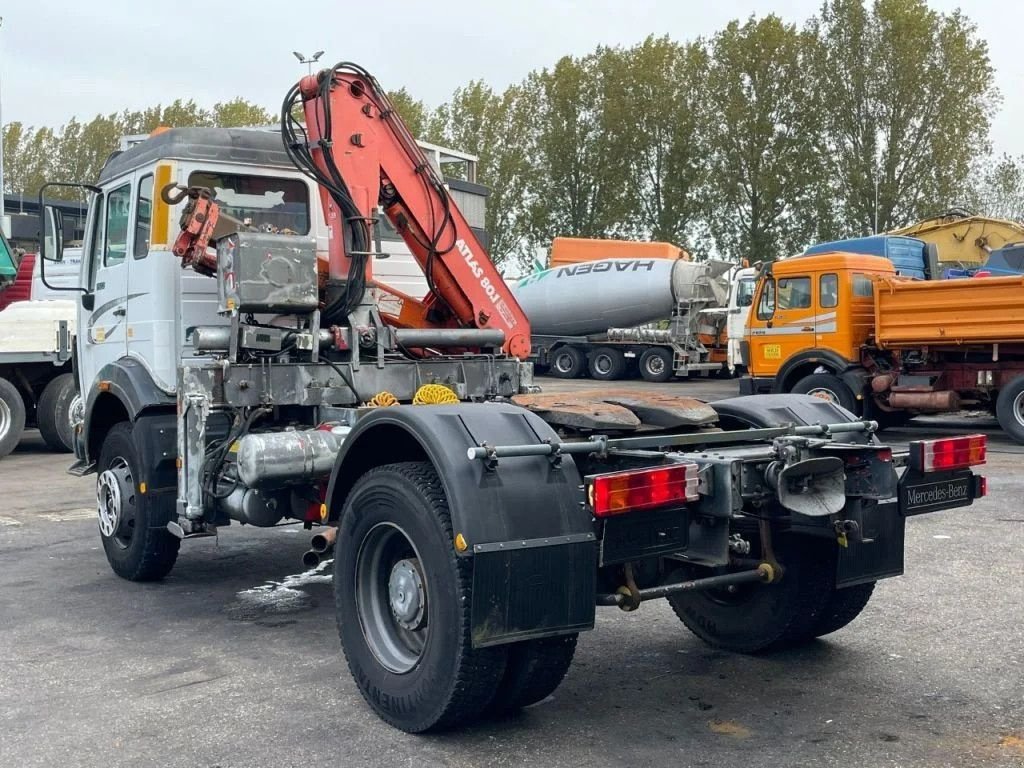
[667,531,835,653]
[996,375,1024,444]
[37,373,77,452]
[588,347,626,381]
[334,462,507,732]
[790,373,858,414]
[638,347,673,382]
[0,377,27,459]
[488,634,577,715]
[549,347,586,379]
[97,422,180,581]
[810,582,876,638]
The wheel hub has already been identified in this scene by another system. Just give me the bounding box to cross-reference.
[69,394,85,431]
[388,558,427,631]
[648,357,665,374]
[807,387,838,404]
[0,397,10,439]
[97,459,135,543]
[595,356,611,374]
[555,353,573,373]
[1013,391,1024,427]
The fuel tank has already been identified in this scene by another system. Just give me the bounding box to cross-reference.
[512,258,730,336]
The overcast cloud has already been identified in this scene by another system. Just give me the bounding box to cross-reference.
[2,0,1020,155]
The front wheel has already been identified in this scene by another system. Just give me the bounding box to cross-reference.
[0,377,26,459]
[996,375,1024,444]
[638,347,673,382]
[97,422,180,581]
[334,462,508,732]
[790,373,858,414]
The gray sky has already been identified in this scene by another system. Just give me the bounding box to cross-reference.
[2,0,1020,155]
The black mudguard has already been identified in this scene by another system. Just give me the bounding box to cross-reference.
[327,403,596,647]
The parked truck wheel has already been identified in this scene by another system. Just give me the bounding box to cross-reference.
[809,582,876,638]
[487,634,578,715]
[666,532,834,653]
[0,377,26,459]
[37,373,77,452]
[790,373,857,414]
[549,347,585,379]
[996,375,1024,444]
[334,462,508,732]
[97,422,180,581]
[588,347,626,381]
[639,347,673,382]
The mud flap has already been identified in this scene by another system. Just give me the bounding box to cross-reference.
[835,500,905,587]
[470,534,596,648]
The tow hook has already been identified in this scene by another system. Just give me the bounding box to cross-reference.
[598,562,776,610]
[833,519,862,547]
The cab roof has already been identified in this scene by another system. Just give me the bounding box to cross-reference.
[774,252,897,275]
[99,127,294,183]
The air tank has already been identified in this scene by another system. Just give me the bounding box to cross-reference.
[511,258,730,337]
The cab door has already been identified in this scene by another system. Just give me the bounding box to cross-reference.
[80,182,132,390]
[747,272,816,375]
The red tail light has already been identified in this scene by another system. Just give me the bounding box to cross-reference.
[588,463,699,518]
[910,434,987,472]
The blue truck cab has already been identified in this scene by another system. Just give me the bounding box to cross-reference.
[801,234,934,279]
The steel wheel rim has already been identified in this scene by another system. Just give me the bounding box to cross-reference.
[355,522,429,674]
[97,456,136,548]
[646,355,666,375]
[806,387,839,404]
[594,354,613,375]
[1013,391,1024,427]
[0,397,10,440]
[554,352,575,374]
[69,394,85,430]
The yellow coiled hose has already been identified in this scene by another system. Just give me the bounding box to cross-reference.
[412,384,459,405]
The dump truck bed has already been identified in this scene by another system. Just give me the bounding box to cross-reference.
[874,274,1024,347]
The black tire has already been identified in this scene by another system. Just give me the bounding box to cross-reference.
[638,347,673,382]
[0,376,27,459]
[996,375,1024,444]
[97,422,180,581]
[810,582,876,638]
[588,347,626,381]
[790,373,858,414]
[548,346,585,379]
[334,462,508,732]
[37,373,77,452]
[488,634,577,715]
[667,532,835,653]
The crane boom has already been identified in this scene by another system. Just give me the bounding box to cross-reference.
[283,63,531,360]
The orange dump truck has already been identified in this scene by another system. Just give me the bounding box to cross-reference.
[742,252,1024,442]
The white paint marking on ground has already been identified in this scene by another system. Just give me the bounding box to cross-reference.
[0,516,23,526]
[933,534,952,540]
[39,508,95,522]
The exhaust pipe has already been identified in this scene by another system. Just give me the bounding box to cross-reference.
[302,549,322,569]
[889,390,959,412]
[311,526,338,554]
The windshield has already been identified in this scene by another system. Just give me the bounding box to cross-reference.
[188,171,311,235]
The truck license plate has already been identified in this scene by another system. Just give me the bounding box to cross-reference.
[900,471,974,516]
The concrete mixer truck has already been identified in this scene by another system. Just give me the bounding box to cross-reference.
[512,253,748,381]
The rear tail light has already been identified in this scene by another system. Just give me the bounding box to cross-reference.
[977,476,987,497]
[909,434,987,472]
[587,463,699,518]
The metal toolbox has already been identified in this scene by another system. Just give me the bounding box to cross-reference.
[217,232,318,314]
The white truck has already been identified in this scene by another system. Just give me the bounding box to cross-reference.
[0,232,82,458]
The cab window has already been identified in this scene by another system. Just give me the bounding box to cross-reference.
[87,195,106,287]
[188,171,310,235]
[777,277,811,310]
[735,277,756,307]
[756,279,776,320]
[134,175,154,260]
[853,274,874,297]
[820,273,838,308]
[104,184,131,266]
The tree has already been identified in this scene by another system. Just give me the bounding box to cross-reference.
[809,0,997,235]
[970,154,1024,222]
[386,87,437,141]
[704,15,824,262]
[609,35,712,252]
[434,81,536,267]
[525,51,633,249]
[213,98,274,128]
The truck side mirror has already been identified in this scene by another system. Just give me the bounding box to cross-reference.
[37,181,99,295]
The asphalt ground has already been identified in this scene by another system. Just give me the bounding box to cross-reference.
[1,376,1022,768]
